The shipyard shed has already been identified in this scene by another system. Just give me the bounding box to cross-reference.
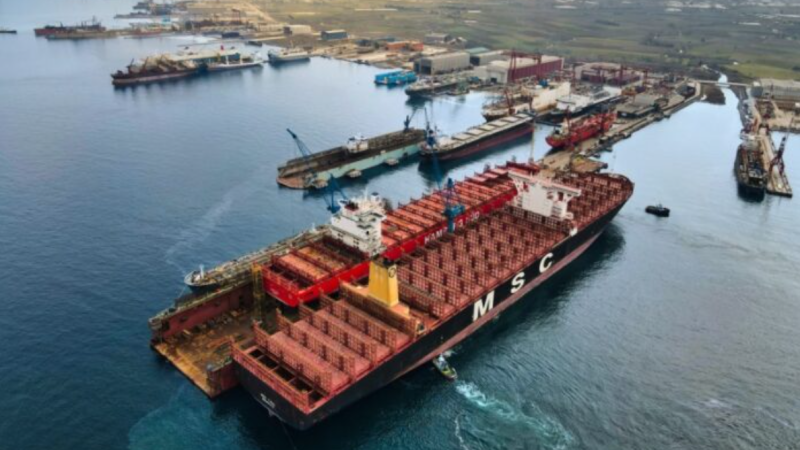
[474,55,563,84]
[284,24,312,35]
[470,50,506,67]
[753,79,800,103]
[424,33,451,45]
[578,63,641,86]
[415,52,471,75]
[321,29,349,41]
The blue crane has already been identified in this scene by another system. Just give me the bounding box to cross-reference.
[324,175,348,214]
[423,108,465,233]
[286,128,319,189]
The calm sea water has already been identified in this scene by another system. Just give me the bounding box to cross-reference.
[2,2,800,449]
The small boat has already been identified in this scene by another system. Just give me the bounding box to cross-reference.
[432,354,457,381]
[346,169,362,179]
[645,204,670,217]
[184,265,220,293]
[385,158,399,166]
[0,28,17,34]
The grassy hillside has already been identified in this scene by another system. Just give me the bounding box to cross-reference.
[253,0,800,80]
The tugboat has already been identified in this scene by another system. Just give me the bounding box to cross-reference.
[645,204,670,217]
[432,354,457,381]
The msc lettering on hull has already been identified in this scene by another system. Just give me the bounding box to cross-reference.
[472,291,495,321]
[471,251,556,323]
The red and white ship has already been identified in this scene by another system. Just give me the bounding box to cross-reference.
[546,110,617,149]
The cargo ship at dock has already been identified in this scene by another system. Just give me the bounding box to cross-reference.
[34,19,105,37]
[546,110,617,149]
[112,56,202,87]
[405,77,460,98]
[543,86,622,123]
[734,120,767,199]
[482,81,571,122]
[148,160,633,429]
[421,113,534,161]
[276,127,427,189]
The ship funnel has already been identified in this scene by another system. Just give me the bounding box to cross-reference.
[367,257,399,308]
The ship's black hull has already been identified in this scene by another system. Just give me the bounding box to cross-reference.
[235,200,628,429]
[420,120,533,162]
[734,150,766,201]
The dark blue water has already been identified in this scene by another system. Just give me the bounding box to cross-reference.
[2,2,800,449]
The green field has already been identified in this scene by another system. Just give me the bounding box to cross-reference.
[253,0,800,80]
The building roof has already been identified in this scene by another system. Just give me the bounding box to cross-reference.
[466,47,491,55]
[758,78,800,90]
[488,55,562,69]
[423,51,469,61]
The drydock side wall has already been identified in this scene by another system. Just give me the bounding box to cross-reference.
[154,284,254,341]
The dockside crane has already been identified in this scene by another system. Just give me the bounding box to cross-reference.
[324,175,348,213]
[769,130,790,178]
[286,128,323,189]
[404,107,421,132]
[423,108,464,233]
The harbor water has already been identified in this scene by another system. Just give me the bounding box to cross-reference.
[1,1,800,449]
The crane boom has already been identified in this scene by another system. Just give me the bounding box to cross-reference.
[286,128,321,188]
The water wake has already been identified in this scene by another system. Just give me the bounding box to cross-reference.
[164,172,261,275]
[454,414,471,450]
[455,381,575,449]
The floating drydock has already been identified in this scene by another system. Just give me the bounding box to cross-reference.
[422,114,534,161]
[149,160,633,429]
[277,129,427,189]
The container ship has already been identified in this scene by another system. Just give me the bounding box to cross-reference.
[734,120,767,199]
[546,110,616,149]
[148,159,633,429]
[276,127,427,189]
[421,114,534,161]
[482,81,571,122]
